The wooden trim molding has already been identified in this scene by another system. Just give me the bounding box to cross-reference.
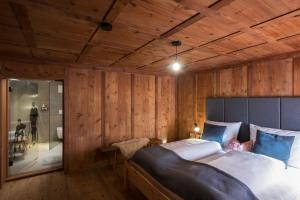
[0,78,8,186]
[125,160,183,200]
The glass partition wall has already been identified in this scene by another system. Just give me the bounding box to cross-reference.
[8,79,63,177]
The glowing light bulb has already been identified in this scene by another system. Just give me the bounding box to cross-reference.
[171,62,182,71]
[194,126,200,132]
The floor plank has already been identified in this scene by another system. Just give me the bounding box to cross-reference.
[0,165,147,200]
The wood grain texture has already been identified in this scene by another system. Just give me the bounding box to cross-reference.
[0,166,146,200]
[0,61,177,173]
[3,1,300,72]
[105,72,132,144]
[217,65,248,97]
[177,73,195,139]
[196,70,216,131]
[178,56,298,134]
[133,74,156,139]
[156,76,176,142]
[67,68,102,172]
[0,78,7,186]
[294,57,300,96]
[0,61,65,79]
[248,58,293,96]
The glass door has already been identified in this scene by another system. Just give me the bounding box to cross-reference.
[8,79,63,177]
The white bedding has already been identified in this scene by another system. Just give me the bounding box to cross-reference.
[161,138,222,161]
[161,139,300,200]
[198,151,300,200]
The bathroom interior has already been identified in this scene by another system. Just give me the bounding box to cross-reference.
[8,79,63,177]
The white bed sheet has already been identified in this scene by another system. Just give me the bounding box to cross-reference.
[161,138,222,161]
[161,139,300,200]
[196,151,300,200]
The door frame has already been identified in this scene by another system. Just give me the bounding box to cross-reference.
[1,78,65,182]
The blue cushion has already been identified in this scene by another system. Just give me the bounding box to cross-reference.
[202,123,226,145]
[253,130,295,166]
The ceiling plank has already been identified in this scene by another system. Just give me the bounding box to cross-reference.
[9,2,35,51]
[140,0,299,71]
[76,0,130,62]
[103,0,130,23]
[111,0,240,69]
[160,13,205,39]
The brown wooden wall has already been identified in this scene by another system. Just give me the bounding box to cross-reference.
[177,56,300,139]
[0,61,176,174]
[66,68,176,172]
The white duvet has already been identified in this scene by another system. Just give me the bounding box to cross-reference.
[198,151,300,200]
[161,139,300,200]
[161,138,222,161]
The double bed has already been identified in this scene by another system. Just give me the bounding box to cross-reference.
[124,98,300,200]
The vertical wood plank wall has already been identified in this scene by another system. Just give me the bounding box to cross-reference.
[0,61,176,173]
[177,56,300,138]
[66,68,176,172]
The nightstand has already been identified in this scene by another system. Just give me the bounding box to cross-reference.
[148,138,162,147]
[101,146,119,170]
[189,132,201,139]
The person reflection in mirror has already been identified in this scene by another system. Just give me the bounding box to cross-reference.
[30,102,38,144]
[15,118,26,139]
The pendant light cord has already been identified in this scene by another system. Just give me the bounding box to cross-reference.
[175,45,178,61]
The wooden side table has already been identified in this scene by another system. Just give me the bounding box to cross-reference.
[189,132,201,139]
[101,146,119,170]
[148,138,162,147]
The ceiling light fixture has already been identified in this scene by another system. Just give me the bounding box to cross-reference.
[170,40,183,72]
[99,22,112,31]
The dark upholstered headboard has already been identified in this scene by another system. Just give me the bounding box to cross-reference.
[206,97,300,143]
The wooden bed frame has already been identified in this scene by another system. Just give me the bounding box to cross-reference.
[124,160,183,200]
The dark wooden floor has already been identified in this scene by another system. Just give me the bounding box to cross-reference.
[0,165,147,200]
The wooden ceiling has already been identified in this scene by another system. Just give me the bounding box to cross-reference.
[1,0,300,73]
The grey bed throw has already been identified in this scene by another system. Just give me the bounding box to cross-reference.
[131,146,258,200]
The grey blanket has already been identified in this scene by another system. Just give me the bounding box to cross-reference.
[131,146,258,200]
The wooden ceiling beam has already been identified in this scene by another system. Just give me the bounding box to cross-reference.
[141,0,299,70]
[76,0,130,63]
[160,13,205,39]
[111,0,237,69]
[103,0,130,23]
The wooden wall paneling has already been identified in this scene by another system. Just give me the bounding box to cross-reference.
[67,68,102,172]
[293,57,300,96]
[217,65,248,97]
[248,58,293,96]
[105,72,132,145]
[0,74,3,187]
[0,77,7,186]
[156,76,176,142]
[63,68,69,173]
[1,61,65,79]
[133,74,156,139]
[177,73,195,139]
[196,70,217,131]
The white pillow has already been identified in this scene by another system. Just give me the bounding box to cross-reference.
[250,124,300,168]
[205,120,242,146]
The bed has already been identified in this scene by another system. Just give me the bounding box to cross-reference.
[124,98,300,200]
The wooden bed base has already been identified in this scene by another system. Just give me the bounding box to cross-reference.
[124,160,183,200]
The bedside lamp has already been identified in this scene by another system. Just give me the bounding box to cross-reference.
[194,123,200,133]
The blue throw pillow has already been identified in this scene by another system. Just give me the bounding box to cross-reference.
[202,123,226,145]
[253,130,295,166]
